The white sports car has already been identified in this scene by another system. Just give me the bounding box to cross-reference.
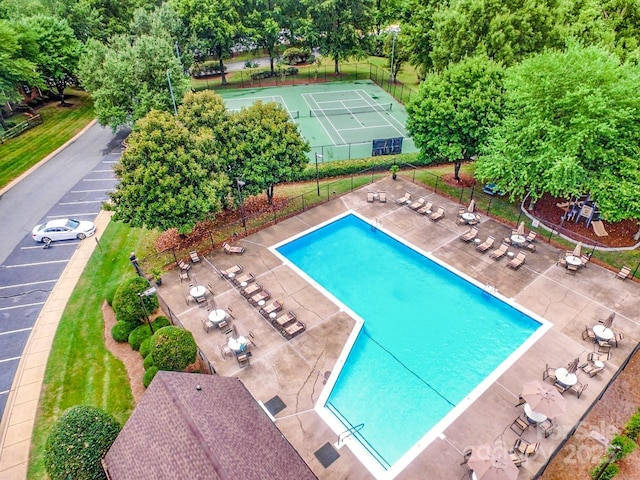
[32,218,96,243]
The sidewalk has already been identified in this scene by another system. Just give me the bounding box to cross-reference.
[0,210,112,480]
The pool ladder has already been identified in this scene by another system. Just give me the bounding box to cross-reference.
[370,218,382,231]
[484,283,498,294]
[335,423,364,448]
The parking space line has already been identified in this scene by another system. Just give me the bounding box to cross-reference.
[70,189,108,193]
[0,302,45,311]
[3,259,69,268]
[0,357,21,362]
[58,200,104,205]
[82,178,114,181]
[0,279,57,290]
[0,329,32,337]
[46,213,99,218]
[103,160,119,163]
[21,243,80,250]
[92,170,113,173]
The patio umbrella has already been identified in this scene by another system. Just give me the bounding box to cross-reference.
[603,312,616,329]
[468,199,476,213]
[522,380,567,418]
[566,357,580,374]
[231,324,238,339]
[572,242,582,257]
[468,443,518,480]
[516,221,525,235]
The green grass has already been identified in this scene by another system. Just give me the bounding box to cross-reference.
[0,90,95,189]
[28,221,146,480]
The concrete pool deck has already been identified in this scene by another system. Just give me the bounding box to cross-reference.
[157,177,640,480]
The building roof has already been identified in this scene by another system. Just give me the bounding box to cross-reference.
[103,371,317,480]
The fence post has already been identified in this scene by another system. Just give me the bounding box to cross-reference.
[487,196,493,216]
[459,187,464,204]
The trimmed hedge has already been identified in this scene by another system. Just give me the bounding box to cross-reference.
[143,354,155,370]
[139,337,152,358]
[150,326,197,372]
[153,316,171,329]
[610,435,636,460]
[111,321,137,343]
[283,47,313,65]
[112,277,158,324]
[143,366,159,388]
[44,405,121,480]
[623,408,640,441]
[128,324,153,351]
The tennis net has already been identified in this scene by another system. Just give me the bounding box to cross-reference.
[227,108,299,119]
[309,103,393,117]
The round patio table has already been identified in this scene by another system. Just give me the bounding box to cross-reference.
[524,403,547,424]
[555,367,577,387]
[565,255,582,267]
[593,325,614,341]
[510,234,526,245]
[228,336,247,353]
[208,309,226,325]
[190,285,206,299]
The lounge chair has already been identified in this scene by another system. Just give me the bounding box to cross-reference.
[283,320,306,339]
[507,252,526,269]
[177,260,191,271]
[221,264,243,278]
[489,243,509,260]
[189,251,201,263]
[509,416,529,436]
[240,282,262,298]
[429,207,445,222]
[569,382,588,398]
[273,311,297,328]
[514,438,540,457]
[476,236,495,253]
[232,272,255,286]
[543,363,556,382]
[525,231,537,243]
[460,227,479,243]
[223,242,245,255]
[416,201,433,215]
[367,191,375,202]
[409,197,426,210]
[616,266,631,280]
[249,290,270,306]
[259,300,283,318]
[395,192,411,205]
[378,191,387,203]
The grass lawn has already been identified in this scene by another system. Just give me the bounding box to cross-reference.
[27,221,147,480]
[0,89,95,189]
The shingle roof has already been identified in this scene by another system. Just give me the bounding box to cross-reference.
[103,371,317,480]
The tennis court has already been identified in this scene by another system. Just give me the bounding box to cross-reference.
[219,81,417,162]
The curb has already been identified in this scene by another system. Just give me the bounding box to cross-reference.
[0,210,113,480]
[0,119,97,197]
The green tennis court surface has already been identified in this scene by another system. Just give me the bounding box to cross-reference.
[219,81,417,162]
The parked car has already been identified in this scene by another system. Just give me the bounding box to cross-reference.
[32,218,96,243]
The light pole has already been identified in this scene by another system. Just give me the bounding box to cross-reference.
[138,287,157,334]
[315,153,323,196]
[166,69,178,115]
[236,178,247,235]
[389,27,400,84]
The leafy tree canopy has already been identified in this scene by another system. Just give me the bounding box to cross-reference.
[406,54,505,180]
[476,43,640,222]
[0,20,41,104]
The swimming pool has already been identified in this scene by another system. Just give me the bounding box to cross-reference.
[274,212,546,477]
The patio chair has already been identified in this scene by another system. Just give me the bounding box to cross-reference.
[543,363,557,382]
[283,320,306,339]
[616,266,631,280]
[241,282,262,298]
[538,419,556,438]
[259,299,283,318]
[525,243,536,253]
[508,450,526,467]
[460,227,479,243]
[179,269,190,282]
[221,264,243,278]
[409,197,426,210]
[249,290,271,306]
[580,253,591,267]
[223,242,246,255]
[581,325,596,342]
[416,201,433,215]
[554,382,569,395]
[395,192,411,205]
[190,251,201,263]
[378,192,387,203]
[588,351,611,362]
[274,311,297,328]
[476,236,495,253]
[177,260,191,271]
[509,415,529,436]
[219,344,233,360]
[367,191,375,202]
[489,243,509,260]
[570,382,588,398]
[429,207,445,222]
[507,252,526,269]
[557,257,567,267]
[597,339,612,354]
[525,231,537,242]
[566,264,579,275]
[582,361,604,377]
[514,438,540,457]
[514,394,526,407]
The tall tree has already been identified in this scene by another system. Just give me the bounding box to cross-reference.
[306,0,373,74]
[242,0,282,74]
[79,34,190,130]
[0,20,40,106]
[476,43,640,223]
[406,55,505,181]
[225,102,310,204]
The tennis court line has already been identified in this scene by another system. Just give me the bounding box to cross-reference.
[302,93,346,145]
[339,100,366,128]
[354,90,406,136]
[225,95,298,119]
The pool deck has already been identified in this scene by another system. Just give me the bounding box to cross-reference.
[158,177,640,480]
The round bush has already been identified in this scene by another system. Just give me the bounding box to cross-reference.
[128,324,153,351]
[139,337,152,358]
[143,353,155,370]
[150,326,197,371]
[143,366,159,388]
[44,405,121,480]
[112,277,158,324]
[111,321,137,343]
[152,316,171,329]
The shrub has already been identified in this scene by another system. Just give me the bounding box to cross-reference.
[111,321,137,343]
[143,366,159,387]
[150,326,197,371]
[623,408,640,441]
[128,324,153,351]
[283,47,312,64]
[112,277,158,324]
[610,434,636,460]
[139,337,152,358]
[143,353,155,370]
[153,316,171,329]
[590,461,619,480]
[44,405,121,480]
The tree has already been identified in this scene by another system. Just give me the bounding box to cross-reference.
[382,29,409,82]
[112,276,159,325]
[406,55,506,181]
[44,405,120,480]
[225,101,310,204]
[476,43,640,223]
[20,15,82,105]
[306,0,373,74]
[150,326,197,371]
[78,34,190,129]
[243,3,282,74]
[401,0,439,79]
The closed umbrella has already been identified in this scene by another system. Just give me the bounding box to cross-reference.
[468,199,476,213]
[566,357,580,374]
[516,221,525,235]
[603,312,615,329]
[468,444,518,480]
[572,242,582,257]
[522,380,567,418]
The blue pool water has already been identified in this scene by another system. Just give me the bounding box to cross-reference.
[276,214,541,469]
